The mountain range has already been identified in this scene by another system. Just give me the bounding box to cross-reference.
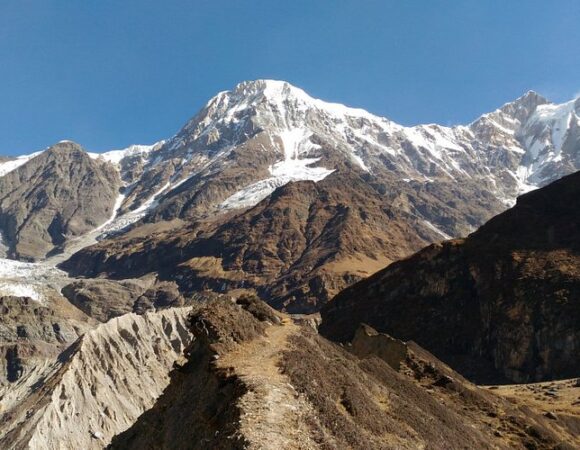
[0,80,577,311]
[0,80,579,449]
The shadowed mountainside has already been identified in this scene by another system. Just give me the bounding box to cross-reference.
[320,171,580,383]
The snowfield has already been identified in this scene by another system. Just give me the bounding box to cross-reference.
[0,258,68,303]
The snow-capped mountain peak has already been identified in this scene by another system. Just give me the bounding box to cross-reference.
[180,79,389,151]
[2,81,579,250]
[213,79,381,120]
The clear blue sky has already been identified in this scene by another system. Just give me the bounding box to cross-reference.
[1,0,579,155]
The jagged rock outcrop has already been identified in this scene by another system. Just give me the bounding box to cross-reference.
[110,297,580,449]
[0,307,192,450]
[350,323,408,371]
[0,141,121,260]
[320,171,580,383]
[60,279,152,322]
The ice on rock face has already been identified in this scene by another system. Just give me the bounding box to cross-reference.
[220,159,334,211]
[514,99,580,186]
[98,182,172,235]
[530,101,576,153]
[0,282,41,302]
[422,220,452,240]
[271,128,333,179]
[0,257,68,303]
[220,128,334,210]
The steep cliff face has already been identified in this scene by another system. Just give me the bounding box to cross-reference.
[0,142,121,260]
[320,171,580,383]
[0,307,192,450]
[110,298,580,450]
[0,253,94,388]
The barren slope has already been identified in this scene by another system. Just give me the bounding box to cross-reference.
[64,172,464,312]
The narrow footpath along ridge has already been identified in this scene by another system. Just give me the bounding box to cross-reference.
[216,316,319,449]
[111,297,580,449]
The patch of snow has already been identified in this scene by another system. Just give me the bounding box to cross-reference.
[0,257,68,304]
[220,128,334,210]
[93,193,126,233]
[0,258,61,279]
[220,177,290,210]
[531,100,576,153]
[0,230,9,258]
[516,100,579,186]
[513,167,539,193]
[0,282,41,302]
[0,152,42,177]
[270,157,332,181]
[88,142,163,165]
[131,182,171,215]
[351,153,370,172]
[221,158,334,211]
[95,182,172,237]
[422,220,452,240]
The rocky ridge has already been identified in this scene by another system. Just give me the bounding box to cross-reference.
[0,294,94,387]
[110,297,580,449]
[0,307,192,450]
